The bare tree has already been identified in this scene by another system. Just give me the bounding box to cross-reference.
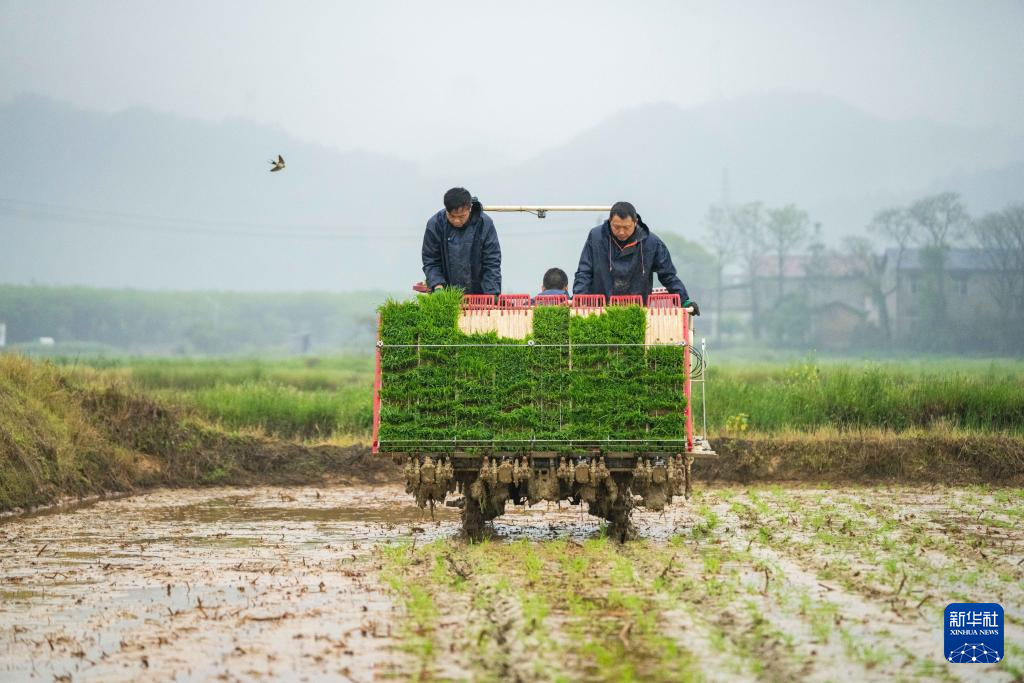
[702,204,738,339]
[843,236,893,344]
[906,192,971,342]
[865,207,915,343]
[908,192,970,249]
[869,207,915,271]
[765,204,812,300]
[731,202,767,340]
[973,203,1024,351]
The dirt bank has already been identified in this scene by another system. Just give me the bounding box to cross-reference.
[703,430,1024,484]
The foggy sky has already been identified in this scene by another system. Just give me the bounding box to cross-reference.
[2,0,1023,175]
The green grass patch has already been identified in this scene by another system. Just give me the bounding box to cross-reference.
[62,355,373,440]
[177,382,370,439]
[706,360,1024,433]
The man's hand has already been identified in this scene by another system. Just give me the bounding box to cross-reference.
[684,299,701,316]
[433,284,445,292]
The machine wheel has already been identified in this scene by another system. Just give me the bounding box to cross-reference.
[460,472,501,542]
[590,475,635,543]
[461,496,486,542]
[605,494,636,543]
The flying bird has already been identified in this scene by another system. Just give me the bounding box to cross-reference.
[269,154,285,172]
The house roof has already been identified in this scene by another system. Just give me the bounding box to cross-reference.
[811,300,866,317]
[886,248,1000,272]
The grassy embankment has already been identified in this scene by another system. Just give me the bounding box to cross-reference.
[0,354,385,513]
[4,352,1023,512]
[701,359,1024,482]
[705,358,1024,433]
[107,353,1024,481]
[72,354,1024,439]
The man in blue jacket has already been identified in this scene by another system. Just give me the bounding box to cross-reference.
[421,187,502,295]
[537,267,571,299]
[572,201,699,313]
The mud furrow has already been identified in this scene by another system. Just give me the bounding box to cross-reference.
[699,486,1019,681]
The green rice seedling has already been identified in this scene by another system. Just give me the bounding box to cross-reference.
[797,592,839,641]
[691,504,720,539]
[377,296,687,449]
[840,629,893,669]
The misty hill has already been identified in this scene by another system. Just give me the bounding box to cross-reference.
[931,160,1024,215]
[2,92,1023,293]
[0,94,434,292]
[479,92,1024,240]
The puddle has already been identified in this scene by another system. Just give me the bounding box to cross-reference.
[159,500,457,525]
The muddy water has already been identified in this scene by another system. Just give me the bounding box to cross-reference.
[0,483,705,681]
[0,486,460,682]
[0,486,673,682]
[2,484,1022,681]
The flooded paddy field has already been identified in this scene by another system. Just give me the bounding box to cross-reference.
[2,483,1023,681]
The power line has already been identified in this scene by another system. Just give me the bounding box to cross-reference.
[0,196,380,232]
[0,203,418,241]
[0,196,418,240]
[0,196,584,241]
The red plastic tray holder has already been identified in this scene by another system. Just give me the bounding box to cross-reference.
[534,294,569,307]
[609,295,644,307]
[647,292,681,310]
[461,294,495,310]
[571,294,606,310]
[498,294,531,309]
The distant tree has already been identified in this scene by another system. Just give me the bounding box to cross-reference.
[868,207,915,284]
[657,232,714,268]
[843,236,893,344]
[701,204,738,339]
[765,205,812,300]
[764,290,811,347]
[656,231,716,305]
[731,202,767,340]
[800,222,830,288]
[972,203,1024,352]
[906,192,971,347]
[0,285,386,354]
[909,192,970,249]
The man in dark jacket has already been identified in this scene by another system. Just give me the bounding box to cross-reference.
[421,187,501,295]
[572,201,699,313]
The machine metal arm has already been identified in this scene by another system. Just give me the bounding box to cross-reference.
[482,205,612,219]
